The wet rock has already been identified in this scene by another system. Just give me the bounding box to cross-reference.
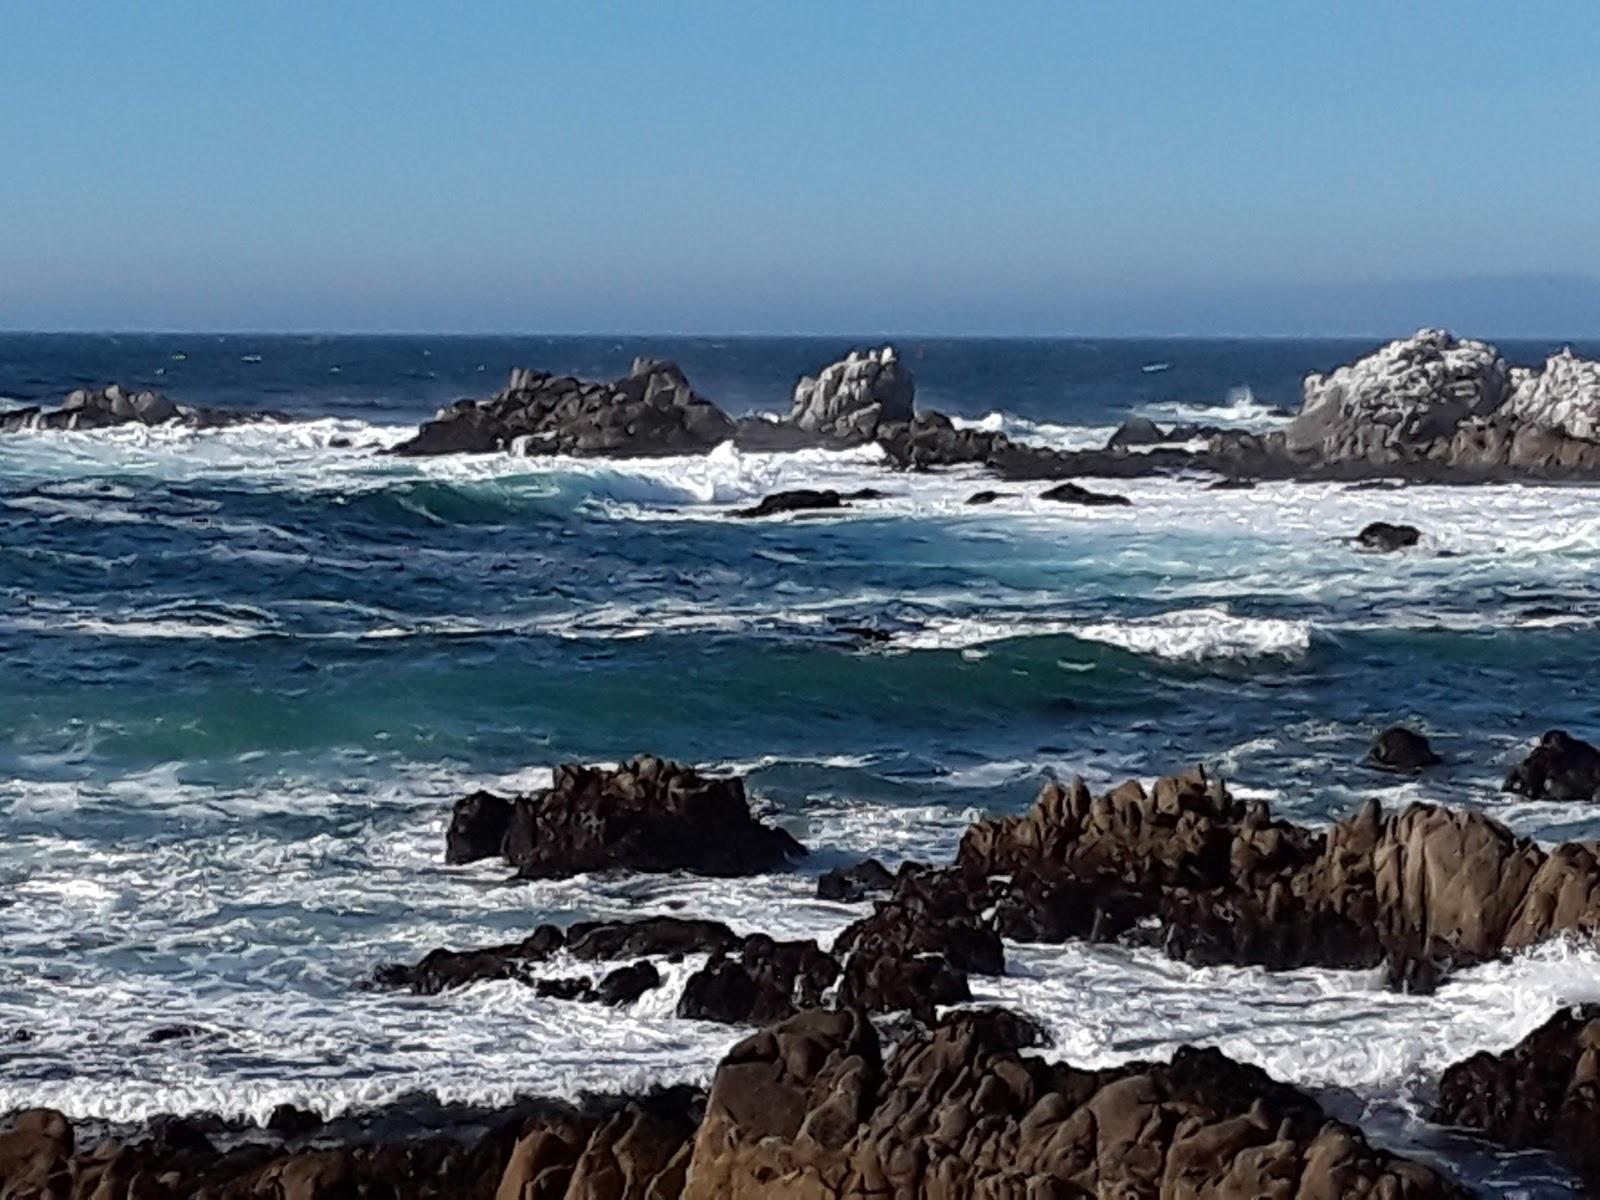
[1364,725,1443,774]
[963,489,1005,504]
[1357,520,1422,551]
[816,857,894,902]
[391,359,736,458]
[681,1007,1469,1198]
[145,1024,207,1044]
[264,1104,323,1137]
[595,960,662,1006]
[372,924,566,994]
[677,934,838,1025]
[567,916,740,961]
[443,789,515,864]
[731,487,882,519]
[1436,1003,1600,1188]
[1106,415,1166,447]
[0,385,282,434]
[1504,729,1600,801]
[454,756,804,879]
[1038,480,1132,506]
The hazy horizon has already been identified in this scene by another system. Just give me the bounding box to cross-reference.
[6,2,1599,338]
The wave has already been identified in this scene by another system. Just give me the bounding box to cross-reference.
[893,607,1311,663]
[1134,385,1293,431]
[950,411,1114,452]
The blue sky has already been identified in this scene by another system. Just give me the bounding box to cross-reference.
[3,1,1598,335]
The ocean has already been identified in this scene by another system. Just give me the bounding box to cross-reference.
[4,332,1600,1195]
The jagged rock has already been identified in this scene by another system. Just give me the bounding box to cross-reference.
[391,359,736,458]
[373,924,566,994]
[731,488,883,519]
[1435,1004,1600,1188]
[789,346,913,442]
[1357,520,1422,551]
[954,767,1600,988]
[681,1008,1468,1198]
[1364,725,1442,774]
[1038,480,1132,507]
[0,385,281,433]
[1504,347,1600,441]
[444,790,516,864]
[1106,415,1166,447]
[1287,329,1512,463]
[1504,729,1600,801]
[677,934,838,1025]
[567,916,740,961]
[440,757,804,880]
[816,858,895,902]
[0,1093,701,1199]
[594,961,662,1006]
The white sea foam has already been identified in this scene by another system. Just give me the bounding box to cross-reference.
[891,607,1311,662]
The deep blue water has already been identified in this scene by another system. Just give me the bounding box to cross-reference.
[2,332,1598,1195]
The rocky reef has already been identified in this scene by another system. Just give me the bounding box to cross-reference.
[0,385,282,432]
[390,358,736,457]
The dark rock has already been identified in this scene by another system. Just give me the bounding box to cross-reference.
[816,857,894,902]
[1364,725,1443,774]
[372,924,565,994]
[470,756,804,880]
[731,487,881,519]
[1038,480,1132,507]
[145,1024,206,1044]
[595,960,662,1006]
[443,790,515,864]
[1505,729,1600,801]
[533,975,593,1001]
[1436,1003,1600,1188]
[264,1105,323,1137]
[1106,415,1166,447]
[391,360,736,458]
[1357,520,1422,551]
[681,1007,1469,1198]
[1207,477,1255,490]
[567,916,740,961]
[963,489,1006,504]
[0,385,283,434]
[677,934,838,1025]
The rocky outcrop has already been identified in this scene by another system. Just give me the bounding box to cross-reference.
[1287,329,1512,462]
[0,385,281,433]
[1364,725,1442,774]
[788,346,914,442]
[815,858,895,902]
[1504,729,1600,801]
[1503,348,1600,441]
[677,935,838,1025]
[1436,1004,1600,1189]
[1357,521,1421,551]
[954,766,1600,989]
[391,359,736,458]
[442,757,805,880]
[0,1092,701,1200]
[681,1007,1468,1199]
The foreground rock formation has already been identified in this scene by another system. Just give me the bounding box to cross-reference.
[0,385,282,432]
[443,756,804,879]
[681,1007,1467,1198]
[1436,1004,1600,1190]
[390,359,736,457]
[1503,729,1600,801]
[0,1010,1468,1198]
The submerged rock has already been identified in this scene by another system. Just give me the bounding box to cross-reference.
[1357,520,1422,551]
[1364,725,1443,774]
[1436,1003,1600,1189]
[391,359,736,458]
[816,857,895,902]
[731,487,883,519]
[681,1007,1468,1198]
[1038,480,1132,507]
[1504,729,1600,801]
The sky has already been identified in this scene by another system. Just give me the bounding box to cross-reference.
[3,1,1599,336]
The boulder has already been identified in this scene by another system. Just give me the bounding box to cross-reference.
[731,488,882,519]
[392,360,736,458]
[0,385,280,434]
[1038,481,1132,507]
[677,934,838,1025]
[1436,1003,1600,1188]
[681,1008,1469,1198]
[1106,415,1167,447]
[815,858,895,902]
[1357,521,1421,551]
[1504,729,1600,801]
[439,757,805,880]
[789,346,913,442]
[1364,725,1442,774]
[444,790,516,864]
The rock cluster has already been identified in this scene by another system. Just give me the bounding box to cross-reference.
[1503,728,1600,801]
[788,346,914,442]
[442,756,804,879]
[1504,347,1600,441]
[390,359,736,457]
[680,1007,1467,1198]
[731,487,883,519]
[0,385,279,432]
[1435,1003,1600,1189]
[0,1091,701,1200]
